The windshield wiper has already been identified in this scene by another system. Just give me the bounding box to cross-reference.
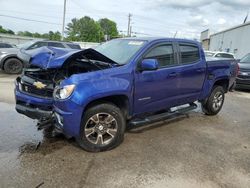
[94,60,115,67]
[81,55,103,69]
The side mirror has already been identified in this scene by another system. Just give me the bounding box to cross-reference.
[140,59,158,71]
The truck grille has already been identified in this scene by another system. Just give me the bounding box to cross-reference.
[19,82,53,98]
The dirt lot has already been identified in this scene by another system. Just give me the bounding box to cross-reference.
[0,71,250,188]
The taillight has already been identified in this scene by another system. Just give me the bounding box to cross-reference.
[236,63,240,76]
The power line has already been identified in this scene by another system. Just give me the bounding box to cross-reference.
[0,14,62,25]
[119,30,153,36]
[0,10,62,20]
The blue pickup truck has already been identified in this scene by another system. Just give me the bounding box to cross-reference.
[15,38,238,152]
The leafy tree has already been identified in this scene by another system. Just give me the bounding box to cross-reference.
[0,25,15,35]
[17,31,24,36]
[33,32,42,38]
[66,16,104,42]
[98,18,118,39]
[16,30,61,41]
[17,31,33,37]
[46,31,61,41]
[6,29,15,35]
[1,16,119,42]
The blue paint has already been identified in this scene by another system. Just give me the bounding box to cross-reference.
[15,38,237,139]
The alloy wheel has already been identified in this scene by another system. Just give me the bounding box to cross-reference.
[212,92,223,111]
[84,113,118,145]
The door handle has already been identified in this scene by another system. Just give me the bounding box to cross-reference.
[168,72,178,77]
[196,68,204,73]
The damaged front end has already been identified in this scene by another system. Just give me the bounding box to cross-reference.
[15,47,117,130]
[15,68,56,120]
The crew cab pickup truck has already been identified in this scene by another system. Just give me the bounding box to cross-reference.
[15,38,238,152]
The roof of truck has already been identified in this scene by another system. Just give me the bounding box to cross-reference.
[120,37,200,44]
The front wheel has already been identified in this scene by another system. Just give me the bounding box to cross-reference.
[76,103,126,152]
[201,86,225,116]
[3,58,23,74]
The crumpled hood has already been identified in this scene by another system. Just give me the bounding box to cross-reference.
[17,46,116,69]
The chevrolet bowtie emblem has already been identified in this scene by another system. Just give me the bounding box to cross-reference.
[33,81,46,89]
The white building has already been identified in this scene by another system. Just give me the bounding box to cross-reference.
[208,21,250,59]
[200,29,210,51]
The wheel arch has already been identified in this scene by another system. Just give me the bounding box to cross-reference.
[213,78,229,93]
[83,94,131,120]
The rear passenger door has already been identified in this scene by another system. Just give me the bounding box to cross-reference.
[175,43,206,105]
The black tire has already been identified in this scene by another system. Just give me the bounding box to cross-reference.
[3,58,23,74]
[201,86,225,116]
[76,103,126,152]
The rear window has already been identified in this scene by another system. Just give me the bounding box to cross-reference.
[67,43,81,49]
[215,53,234,58]
[179,44,200,64]
[48,42,65,48]
[28,42,48,50]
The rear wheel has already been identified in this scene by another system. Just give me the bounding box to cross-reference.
[76,103,125,152]
[3,58,23,74]
[201,86,225,116]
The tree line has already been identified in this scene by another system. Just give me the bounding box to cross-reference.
[0,16,119,42]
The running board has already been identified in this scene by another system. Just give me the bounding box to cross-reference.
[129,103,197,128]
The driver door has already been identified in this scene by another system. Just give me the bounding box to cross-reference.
[133,42,181,115]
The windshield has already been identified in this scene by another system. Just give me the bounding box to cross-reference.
[240,54,250,63]
[205,52,215,57]
[16,40,38,50]
[95,39,146,65]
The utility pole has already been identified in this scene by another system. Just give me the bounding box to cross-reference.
[61,0,67,41]
[173,31,178,38]
[127,13,132,37]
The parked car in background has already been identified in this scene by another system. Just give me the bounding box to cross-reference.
[205,51,235,59]
[0,40,81,74]
[0,42,15,48]
[15,37,238,152]
[236,53,250,89]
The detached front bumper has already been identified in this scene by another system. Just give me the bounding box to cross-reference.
[16,103,52,119]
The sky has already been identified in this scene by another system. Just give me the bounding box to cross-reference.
[0,0,249,39]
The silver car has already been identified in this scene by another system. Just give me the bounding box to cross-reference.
[0,40,81,74]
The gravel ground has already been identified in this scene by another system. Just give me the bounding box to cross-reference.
[0,73,249,188]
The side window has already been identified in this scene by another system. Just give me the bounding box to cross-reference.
[0,43,12,48]
[179,44,200,64]
[5,44,13,48]
[28,42,47,50]
[48,42,65,48]
[144,44,175,67]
